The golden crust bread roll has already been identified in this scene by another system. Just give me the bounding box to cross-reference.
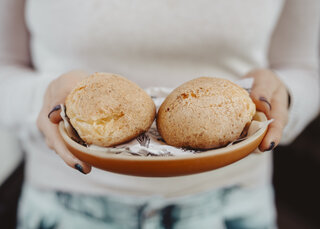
[65,72,156,147]
[157,77,256,149]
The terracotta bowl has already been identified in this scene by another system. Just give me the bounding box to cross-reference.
[59,112,268,177]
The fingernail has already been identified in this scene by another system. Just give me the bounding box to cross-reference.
[265,141,275,152]
[75,163,86,174]
[48,104,61,119]
[259,97,272,110]
[287,90,291,109]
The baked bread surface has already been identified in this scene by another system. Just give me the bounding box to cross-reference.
[157,77,256,149]
[66,72,156,147]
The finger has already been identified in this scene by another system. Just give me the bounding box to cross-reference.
[249,77,278,119]
[48,104,62,124]
[259,120,282,152]
[41,116,92,174]
[259,88,288,151]
[52,126,92,174]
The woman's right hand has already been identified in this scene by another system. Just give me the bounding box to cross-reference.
[36,70,92,174]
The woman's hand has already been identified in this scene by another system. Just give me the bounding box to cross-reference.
[244,69,289,152]
[37,70,92,174]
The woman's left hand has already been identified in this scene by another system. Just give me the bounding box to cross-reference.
[244,69,289,152]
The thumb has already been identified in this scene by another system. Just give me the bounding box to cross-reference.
[48,104,63,124]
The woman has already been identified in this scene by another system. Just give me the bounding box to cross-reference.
[0,0,319,228]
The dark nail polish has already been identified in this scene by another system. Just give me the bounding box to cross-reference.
[265,141,275,151]
[48,104,61,119]
[287,90,291,109]
[259,97,272,110]
[75,163,85,174]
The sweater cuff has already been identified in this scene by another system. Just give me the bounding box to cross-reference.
[1,71,57,130]
[272,68,319,145]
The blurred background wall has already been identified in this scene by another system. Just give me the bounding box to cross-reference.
[274,115,320,229]
[0,130,23,229]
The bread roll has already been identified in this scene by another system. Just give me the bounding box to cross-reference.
[65,72,156,147]
[157,77,256,149]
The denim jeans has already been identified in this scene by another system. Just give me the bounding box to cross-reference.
[17,184,276,229]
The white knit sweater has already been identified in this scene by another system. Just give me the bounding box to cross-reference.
[0,0,319,197]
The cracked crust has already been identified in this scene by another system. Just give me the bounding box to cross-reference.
[65,72,156,147]
[157,77,256,149]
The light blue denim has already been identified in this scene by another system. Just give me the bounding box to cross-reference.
[17,184,277,229]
